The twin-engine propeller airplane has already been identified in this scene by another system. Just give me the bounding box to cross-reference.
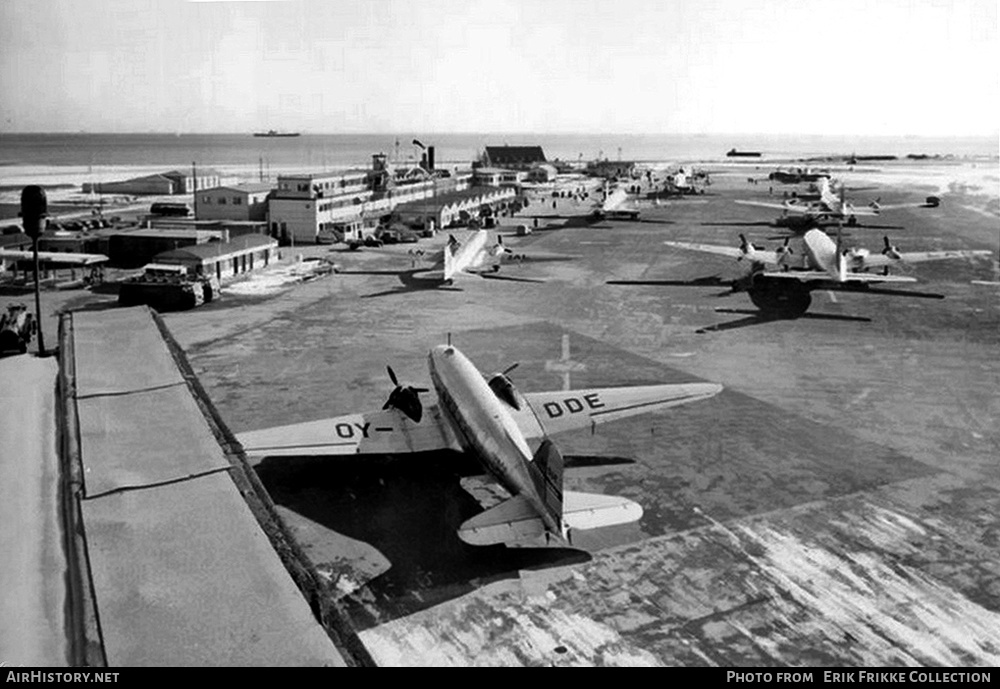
[608,227,991,326]
[432,230,543,283]
[341,230,554,295]
[736,177,940,226]
[767,167,831,184]
[522,184,675,228]
[238,344,722,546]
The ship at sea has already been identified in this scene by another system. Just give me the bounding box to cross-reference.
[253,130,300,138]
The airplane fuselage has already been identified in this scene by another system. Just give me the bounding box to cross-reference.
[801,228,845,279]
[427,345,560,535]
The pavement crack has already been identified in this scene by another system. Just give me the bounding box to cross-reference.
[83,466,233,500]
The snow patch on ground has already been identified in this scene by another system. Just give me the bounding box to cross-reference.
[223,258,334,296]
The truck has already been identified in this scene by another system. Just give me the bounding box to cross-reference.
[0,303,36,355]
[118,264,219,311]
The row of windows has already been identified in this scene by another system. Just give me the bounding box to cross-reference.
[317,197,366,212]
[200,195,266,205]
[279,177,368,192]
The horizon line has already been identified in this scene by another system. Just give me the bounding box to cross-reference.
[2,130,998,139]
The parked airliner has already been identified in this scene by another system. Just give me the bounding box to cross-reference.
[238,344,722,546]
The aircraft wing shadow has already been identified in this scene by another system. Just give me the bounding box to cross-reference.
[478,273,546,284]
[697,308,873,333]
[607,276,731,288]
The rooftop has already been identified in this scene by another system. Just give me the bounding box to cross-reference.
[204,183,275,194]
[154,234,276,261]
[484,146,546,165]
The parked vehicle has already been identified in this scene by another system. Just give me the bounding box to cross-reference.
[347,234,384,250]
[375,226,420,244]
[0,303,35,355]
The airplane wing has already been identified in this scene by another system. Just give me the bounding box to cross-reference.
[237,405,461,458]
[866,196,941,212]
[760,270,918,284]
[734,199,812,214]
[519,382,722,439]
[0,249,109,265]
[663,241,784,265]
[853,249,992,270]
[842,205,880,217]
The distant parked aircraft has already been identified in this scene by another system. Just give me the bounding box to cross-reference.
[736,177,940,226]
[768,167,831,184]
[608,227,990,329]
[239,343,722,546]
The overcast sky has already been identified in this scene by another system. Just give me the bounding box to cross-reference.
[1,0,996,136]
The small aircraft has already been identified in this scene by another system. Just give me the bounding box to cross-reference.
[593,186,644,220]
[736,177,940,226]
[651,168,707,197]
[522,183,666,227]
[609,228,990,324]
[344,230,552,294]
[768,167,831,184]
[238,343,722,546]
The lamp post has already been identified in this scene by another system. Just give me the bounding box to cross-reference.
[21,185,47,356]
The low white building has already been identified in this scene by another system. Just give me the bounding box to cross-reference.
[472,167,523,187]
[393,186,517,231]
[152,234,279,283]
[197,183,274,222]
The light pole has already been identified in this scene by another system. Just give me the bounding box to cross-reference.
[21,185,47,356]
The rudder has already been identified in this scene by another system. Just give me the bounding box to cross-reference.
[528,440,564,532]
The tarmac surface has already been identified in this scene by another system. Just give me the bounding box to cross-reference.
[3,160,998,666]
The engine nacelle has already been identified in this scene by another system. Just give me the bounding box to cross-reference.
[487,373,522,410]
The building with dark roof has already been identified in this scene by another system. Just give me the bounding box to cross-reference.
[482,146,547,170]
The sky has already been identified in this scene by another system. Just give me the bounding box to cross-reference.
[0,0,996,136]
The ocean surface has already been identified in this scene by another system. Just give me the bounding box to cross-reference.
[1,133,996,172]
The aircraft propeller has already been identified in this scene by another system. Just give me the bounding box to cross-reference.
[383,365,429,423]
[882,235,902,260]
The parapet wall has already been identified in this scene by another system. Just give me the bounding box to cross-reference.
[59,306,364,666]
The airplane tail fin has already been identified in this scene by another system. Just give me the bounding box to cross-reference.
[443,238,457,281]
[527,440,564,533]
[835,224,847,281]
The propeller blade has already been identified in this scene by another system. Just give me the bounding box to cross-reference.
[502,362,519,376]
[387,365,399,386]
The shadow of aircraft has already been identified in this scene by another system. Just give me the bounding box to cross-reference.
[696,307,872,333]
[608,276,943,333]
[253,451,592,627]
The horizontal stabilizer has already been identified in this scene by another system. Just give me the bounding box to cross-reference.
[561,490,643,532]
[458,495,546,545]
[457,491,642,546]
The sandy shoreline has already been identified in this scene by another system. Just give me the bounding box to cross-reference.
[0,158,996,222]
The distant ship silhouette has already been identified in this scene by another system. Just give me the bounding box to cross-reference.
[253,130,300,138]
